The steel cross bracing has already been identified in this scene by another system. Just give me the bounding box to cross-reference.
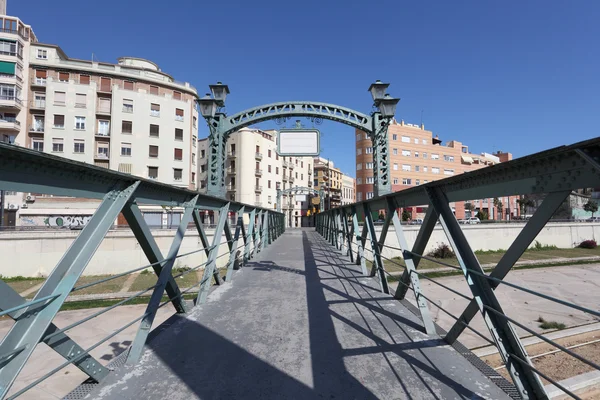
[0,142,285,399]
[204,101,394,199]
[315,138,600,400]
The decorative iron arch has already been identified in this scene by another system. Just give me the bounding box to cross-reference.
[276,186,323,213]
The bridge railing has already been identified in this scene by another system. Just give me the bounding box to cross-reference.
[0,142,285,399]
[315,138,600,400]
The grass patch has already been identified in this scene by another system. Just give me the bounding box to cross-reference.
[537,316,566,330]
[59,294,198,312]
[73,275,131,295]
[5,278,45,295]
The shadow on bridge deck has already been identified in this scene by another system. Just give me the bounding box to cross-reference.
[86,228,510,400]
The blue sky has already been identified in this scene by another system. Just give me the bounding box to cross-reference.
[11,0,600,177]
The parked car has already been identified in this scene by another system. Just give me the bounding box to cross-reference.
[588,217,600,222]
[458,219,468,224]
[466,217,481,225]
[410,218,423,225]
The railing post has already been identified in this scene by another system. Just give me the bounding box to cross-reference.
[395,206,438,300]
[386,198,436,335]
[127,196,198,364]
[197,203,231,304]
[445,190,571,344]
[0,182,139,398]
[341,208,354,262]
[224,206,244,282]
[244,209,256,262]
[427,186,547,400]
[254,211,262,254]
[363,203,390,294]
[261,211,269,250]
[351,206,368,275]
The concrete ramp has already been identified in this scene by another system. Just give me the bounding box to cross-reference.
[86,229,510,399]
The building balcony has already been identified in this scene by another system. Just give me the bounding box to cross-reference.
[30,77,47,88]
[226,167,236,175]
[0,96,22,109]
[227,151,236,159]
[29,100,46,110]
[254,201,262,207]
[95,132,111,138]
[289,176,295,183]
[150,110,160,117]
[255,152,263,160]
[308,169,313,175]
[254,186,262,192]
[29,124,44,134]
[255,169,262,176]
[175,116,184,122]
[282,175,289,182]
[96,106,111,115]
[0,74,21,85]
[0,119,20,132]
[289,162,295,169]
[94,153,110,160]
[98,85,112,94]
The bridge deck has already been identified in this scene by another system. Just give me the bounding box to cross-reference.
[87,229,510,400]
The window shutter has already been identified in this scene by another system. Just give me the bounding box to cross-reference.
[79,74,90,84]
[35,69,47,78]
[151,103,160,111]
[124,81,134,90]
[175,108,184,116]
[174,148,183,160]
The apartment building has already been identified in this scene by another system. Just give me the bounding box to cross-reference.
[197,127,314,227]
[0,5,201,227]
[356,120,519,220]
[313,157,344,210]
[341,174,356,206]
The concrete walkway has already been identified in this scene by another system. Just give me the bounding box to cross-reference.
[86,229,510,400]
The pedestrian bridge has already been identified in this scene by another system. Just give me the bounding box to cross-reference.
[0,139,599,399]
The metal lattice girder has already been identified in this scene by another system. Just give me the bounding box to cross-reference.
[244,209,256,262]
[127,198,198,364]
[261,211,269,250]
[444,190,572,344]
[362,203,390,294]
[0,281,109,382]
[254,211,262,254]
[352,209,368,275]
[385,198,436,335]
[427,186,547,400]
[225,207,245,282]
[0,181,139,398]
[221,102,372,137]
[342,208,354,262]
[122,203,187,314]
[395,206,438,300]
[371,112,392,196]
[197,204,231,304]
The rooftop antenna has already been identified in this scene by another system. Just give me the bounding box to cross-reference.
[420,109,424,126]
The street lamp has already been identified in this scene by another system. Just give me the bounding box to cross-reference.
[198,93,218,118]
[209,82,230,106]
[368,80,390,102]
[377,94,400,118]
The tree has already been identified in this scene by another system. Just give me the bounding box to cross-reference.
[476,210,489,220]
[584,200,599,218]
[516,196,535,217]
[493,198,503,220]
[401,209,411,221]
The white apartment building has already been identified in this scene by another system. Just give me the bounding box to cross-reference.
[198,127,314,227]
[341,174,356,205]
[0,5,201,228]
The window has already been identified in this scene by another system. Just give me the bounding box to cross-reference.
[175,128,183,141]
[53,114,64,128]
[431,153,439,160]
[275,153,279,160]
[193,116,197,129]
[174,168,182,181]
[415,165,420,172]
[149,124,159,137]
[58,72,69,82]
[52,138,63,152]
[268,180,271,189]
[79,74,90,84]
[149,145,159,158]
[75,116,86,130]
[123,99,133,113]
[97,120,109,135]
[366,192,374,200]
[256,145,260,152]
[97,142,109,158]
[365,147,373,154]
[191,172,196,183]
[424,166,428,172]
[200,149,205,159]
[121,142,132,156]
[392,148,398,155]
[192,153,196,165]
[444,155,455,162]
[192,135,197,146]
[402,164,411,171]
[174,148,183,160]
[75,93,86,108]
[401,136,410,143]
[73,139,85,153]
[402,178,412,185]
[422,139,427,145]
[268,149,272,157]
[100,77,111,92]
[414,151,419,158]
[432,167,440,174]
[443,168,455,176]
[37,49,47,59]
[301,161,304,168]
[423,152,428,159]
[366,162,373,169]
[393,178,398,184]
[392,134,397,140]
[150,103,160,117]
[416,179,420,185]
[175,108,184,121]
[54,91,65,105]
[357,148,362,155]
[124,81,134,91]
[357,192,363,201]
[173,91,182,100]
[149,85,159,95]
[366,177,374,184]
[35,70,47,85]
[393,163,398,170]
[268,165,272,173]
[32,115,44,132]
[32,139,43,152]
[122,120,132,134]
[356,163,362,170]
[356,177,362,184]
[148,167,158,179]
[402,150,411,156]
[275,166,279,174]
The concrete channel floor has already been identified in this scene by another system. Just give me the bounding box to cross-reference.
[86,228,509,400]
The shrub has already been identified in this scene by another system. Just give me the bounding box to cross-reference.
[537,316,566,330]
[427,243,455,259]
[529,240,558,251]
[579,239,597,249]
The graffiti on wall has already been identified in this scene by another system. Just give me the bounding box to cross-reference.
[18,215,92,227]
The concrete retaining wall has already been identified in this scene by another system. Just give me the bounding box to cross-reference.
[0,223,598,277]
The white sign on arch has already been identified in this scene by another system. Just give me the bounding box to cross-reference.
[277,129,320,156]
